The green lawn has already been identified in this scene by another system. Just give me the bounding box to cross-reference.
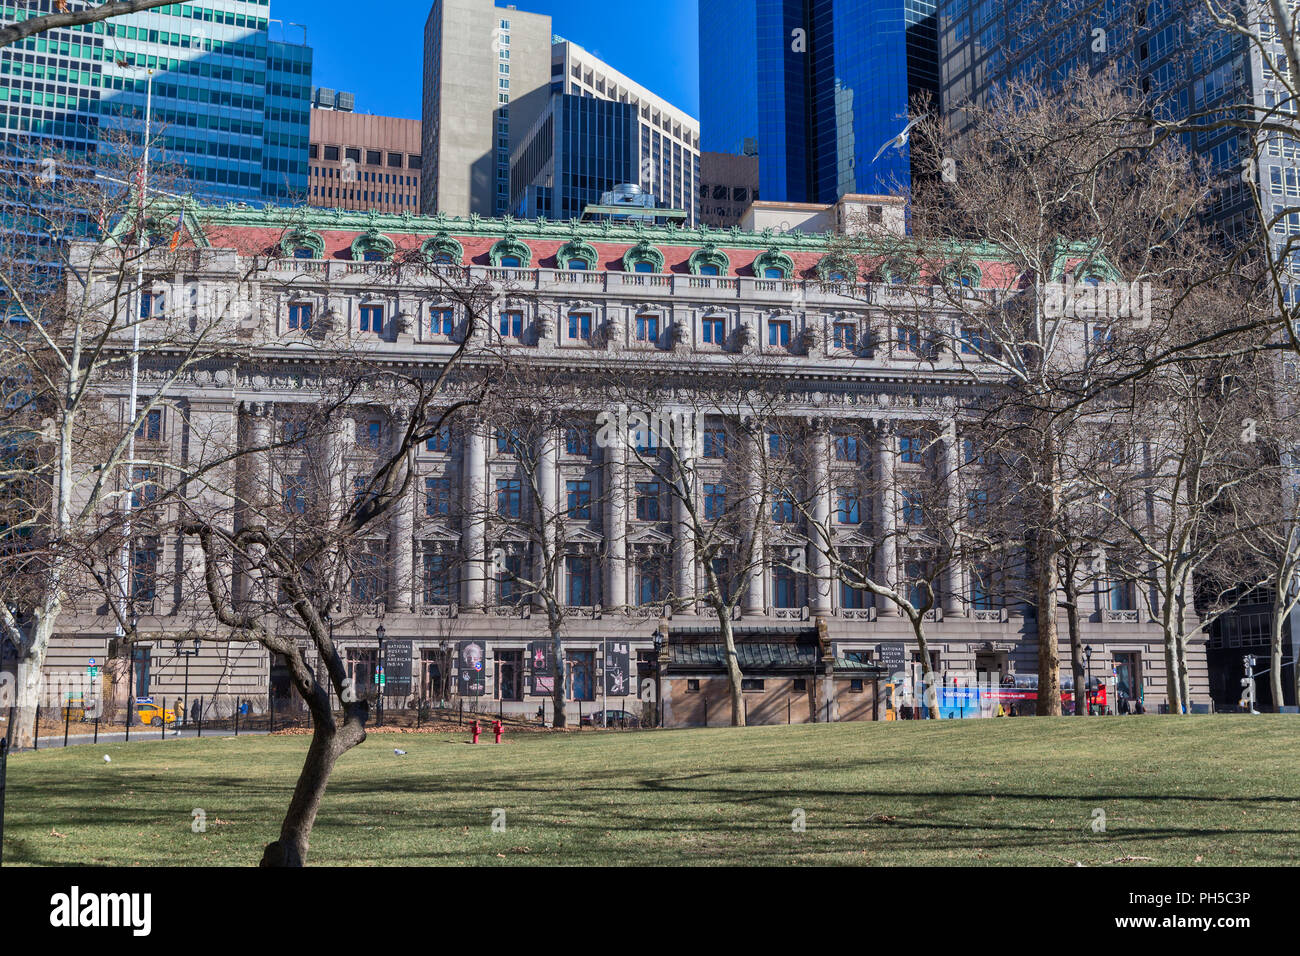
[3,716,1297,866]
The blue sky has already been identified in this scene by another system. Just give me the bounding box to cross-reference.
[271,0,700,121]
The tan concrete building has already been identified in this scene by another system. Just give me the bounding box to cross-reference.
[421,0,553,217]
[308,105,423,214]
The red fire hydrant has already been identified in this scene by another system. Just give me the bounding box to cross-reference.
[493,719,503,744]
[471,719,481,744]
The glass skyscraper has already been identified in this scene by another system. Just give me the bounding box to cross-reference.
[0,0,312,205]
[700,0,939,204]
[511,93,638,222]
[938,0,1277,280]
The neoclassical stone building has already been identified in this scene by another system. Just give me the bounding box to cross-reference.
[44,203,1210,723]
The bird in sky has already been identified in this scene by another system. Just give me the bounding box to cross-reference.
[872,117,922,164]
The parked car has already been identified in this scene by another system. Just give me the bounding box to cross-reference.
[136,702,177,726]
[583,709,641,728]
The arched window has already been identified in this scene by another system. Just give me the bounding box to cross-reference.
[622,239,665,274]
[688,244,730,277]
[557,237,598,271]
[489,237,533,268]
[753,248,795,279]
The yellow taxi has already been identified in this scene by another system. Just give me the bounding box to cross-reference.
[136,701,177,726]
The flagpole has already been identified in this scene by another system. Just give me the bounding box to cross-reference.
[117,66,153,719]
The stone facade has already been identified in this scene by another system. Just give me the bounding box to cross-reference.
[47,205,1211,723]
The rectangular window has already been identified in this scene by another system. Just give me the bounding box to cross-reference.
[704,482,727,520]
[635,313,659,342]
[130,466,158,509]
[567,312,592,340]
[565,428,591,456]
[499,310,524,338]
[741,678,765,692]
[834,433,859,461]
[566,479,592,519]
[635,481,660,521]
[902,490,924,526]
[422,552,451,605]
[496,479,521,518]
[833,322,856,349]
[566,555,593,606]
[495,428,521,455]
[773,565,798,608]
[359,304,383,334]
[425,425,452,452]
[288,303,312,330]
[350,550,383,603]
[896,325,922,353]
[702,429,726,458]
[430,306,455,336]
[282,475,307,514]
[131,544,158,600]
[425,477,451,517]
[136,409,162,441]
[768,319,791,347]
[702,316,725,344]
[836,489,860,524]
[899,435,923,463]
[498,553,523,604]
[771,490,795,523]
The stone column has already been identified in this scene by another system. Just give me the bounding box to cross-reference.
[940,419,965,616]
[809,423,833,614]
[671,414,697,608]
[742,425,766,615]
[461,421,488,609]
[242,401,274,604]
[537,422,560,606]
[390,410,415,613]
[604,409,628,609]
[874,420,898,599]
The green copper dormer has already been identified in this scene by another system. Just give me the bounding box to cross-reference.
[688,243,730,277]
[752,247,795,279]
[556,236,599,271]
[622,239,665,273]
[489,235,533,268]
[420,232,464,266]
[350,229,396,262]
[280,227,324,260]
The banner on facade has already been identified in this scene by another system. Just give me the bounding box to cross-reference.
[879,642,907,676]
[384,640,413,698]
[604,641,631,697]
[528,641,554,695]
[457,640,486,697]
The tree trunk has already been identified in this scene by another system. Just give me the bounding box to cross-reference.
[1162,624,1183,716]
[8,624,52,749]
[1063,579,1086,716]
[1270,601,1286,713]
[550,627,566,729]
[1035,547,1062,716]
[718,611,745,726]
[259,708,366,867]
[913,622,941,720]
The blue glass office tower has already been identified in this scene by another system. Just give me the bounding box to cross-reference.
[511,93,638,222]
[0,1,312,205]
[700,0,939,203]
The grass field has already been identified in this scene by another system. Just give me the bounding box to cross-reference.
[3,716,1297,866]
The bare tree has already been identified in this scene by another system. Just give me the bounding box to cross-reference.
[838,69,1220,713]
[0,136,282,746]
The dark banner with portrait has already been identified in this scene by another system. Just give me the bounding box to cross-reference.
[604,641,631,697]
[457,640,486,697]
[529,641,554,695]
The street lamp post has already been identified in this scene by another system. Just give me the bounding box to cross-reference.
[376,625,386,727]
[175,637,200,728]
[1083,644,1093,715]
